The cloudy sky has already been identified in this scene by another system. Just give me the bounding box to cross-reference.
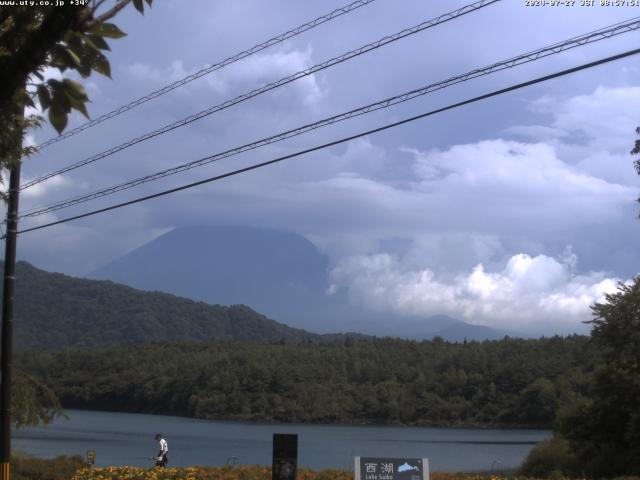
[9,0,640,335]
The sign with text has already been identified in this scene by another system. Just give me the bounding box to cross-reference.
[354,457,429,480]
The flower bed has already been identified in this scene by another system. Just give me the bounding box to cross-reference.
[70,466,508,480]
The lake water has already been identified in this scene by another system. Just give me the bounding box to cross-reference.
[13,410,549,472]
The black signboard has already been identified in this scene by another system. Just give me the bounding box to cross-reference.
[272,433,297,480]
[355,457,429,480]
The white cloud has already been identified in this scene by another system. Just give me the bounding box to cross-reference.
[405,139,636,233]
[510,86,640,188]
[543,86,640,152]
[124,60,190,85]
[215,47,324,106]
[19,174,72,200]
[277,137,635,243]
[513,86,640,172]
[12,3,640,339]
[123,47,324,106]
[329,251,625,333]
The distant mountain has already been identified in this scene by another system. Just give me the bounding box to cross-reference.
[89,225,524,341]
[371,314,522,342]
[431,321,519,342]
[371,314,460,339]
[89,225,340,330]
[5,261,365,349]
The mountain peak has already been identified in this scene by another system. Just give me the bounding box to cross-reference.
[88,225,523,340]
[90,225,331,327]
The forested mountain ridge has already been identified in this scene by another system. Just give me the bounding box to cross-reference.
[18,335,594,428]
[5,261,363,349]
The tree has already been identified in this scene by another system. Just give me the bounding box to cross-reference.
[556,277,640,477]
[0,0,153,427]
[518,437,573,478]
[0,0,153,170]
[516,377,558,425]
[11,372,64,428]
[632,127,640,214]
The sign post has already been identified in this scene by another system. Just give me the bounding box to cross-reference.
[272,433,297,480]
[355,457,429,480]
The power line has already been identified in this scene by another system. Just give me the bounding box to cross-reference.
[21,0,500,191]
[13,47,640,237]
[19,16,640,220]
[33,0,377,151]
[20,15,638,217]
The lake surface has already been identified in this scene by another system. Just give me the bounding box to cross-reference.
[13,410,549,472]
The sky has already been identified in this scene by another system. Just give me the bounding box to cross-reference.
[8,0,640,335]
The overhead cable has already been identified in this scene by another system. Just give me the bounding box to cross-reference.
[19,16,640,219]
[13,47,640,237]
[21,0,500,190]
[34,0,378,150]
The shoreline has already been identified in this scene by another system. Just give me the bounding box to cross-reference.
[52,407,554,431]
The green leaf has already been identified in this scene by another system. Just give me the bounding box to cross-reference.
[37,85,51,110]
[50,45,68,68]
[133,0,144,13]
[145,0,152,5]
[92,51,111,78]
[62,79,88,101]
[86,34,110,51]
[51,85,71,113]
[75,46,97,78]
[75,61,92,78]
[90,22,126,39]
[66,36,85,59]
[62,79,90,119]
[64,47,82,69]
[49,104,68,134]
[64,31,83,53]
[82,36,97,52]
[50,45,79,74]
[67,96,90,119]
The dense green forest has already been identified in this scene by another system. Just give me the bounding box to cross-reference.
[4,261,363,348]
[18,335,593,428]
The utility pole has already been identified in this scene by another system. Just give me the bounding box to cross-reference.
[0,162,21,480]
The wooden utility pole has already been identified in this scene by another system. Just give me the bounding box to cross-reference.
[0,163,21,480]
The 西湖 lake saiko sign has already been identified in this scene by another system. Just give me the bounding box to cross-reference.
[354,457,429,480]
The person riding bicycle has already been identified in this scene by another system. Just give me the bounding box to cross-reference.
[154,433,169,467]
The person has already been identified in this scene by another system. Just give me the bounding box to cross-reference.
[154,433,169,467]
